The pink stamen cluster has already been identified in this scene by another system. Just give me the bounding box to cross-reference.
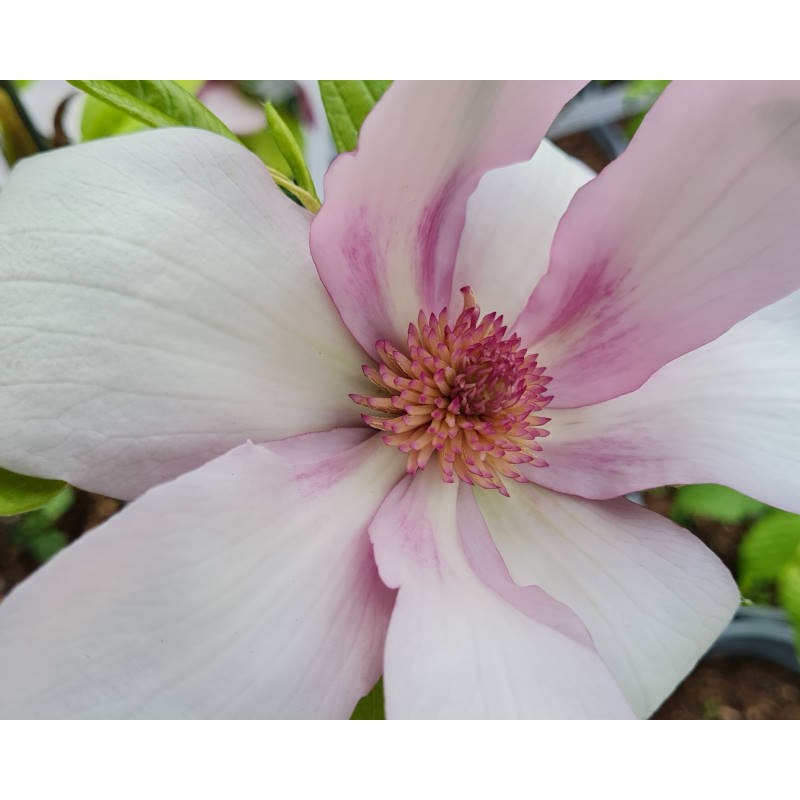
[350,287,552,496]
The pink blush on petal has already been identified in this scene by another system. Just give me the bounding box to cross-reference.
[456,487,595,650]
[324,208,386,330]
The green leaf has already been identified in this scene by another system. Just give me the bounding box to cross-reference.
[739,510,800,592]
[68,80,238,142]
[350,678,385,719]
[0,467,67,516]
[26,528,70,564]
[777,559,800,660]
[81,94,145,141]
[79,81,210,143]
[239,100,302,173]
[69,82,314,212]
[319,80,392,153]
[671,483,767,525]
[264,101,319,206]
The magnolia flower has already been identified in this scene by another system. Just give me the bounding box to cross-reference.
[1,81,800,719]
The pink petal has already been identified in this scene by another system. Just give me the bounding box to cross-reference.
[311,81,585,354]
[0,428,404,718]
[197,81,267,136]
[536,289,800,513]
[514,81,800,408]
[370,470,633,719]
[0,128,368,499]
[476,483,740,718]
[450,139,594,324]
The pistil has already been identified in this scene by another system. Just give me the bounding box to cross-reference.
[350,287,552,496]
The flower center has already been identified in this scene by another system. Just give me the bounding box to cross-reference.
[350,287,551,496]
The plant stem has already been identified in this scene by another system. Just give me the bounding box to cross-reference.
[0,80,48,152]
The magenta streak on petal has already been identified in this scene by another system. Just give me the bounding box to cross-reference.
[339,209,383,314]
[456,487,595,649]
[516,255,627,345]
[415,172,463,310]
[286,429,380,496]
[514,254,640,406]
[291,451,356,496]
[521,431,666,499]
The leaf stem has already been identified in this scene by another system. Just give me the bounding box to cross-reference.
[267,166,321,214]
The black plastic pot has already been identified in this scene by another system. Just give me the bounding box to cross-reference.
[708,605,800,673]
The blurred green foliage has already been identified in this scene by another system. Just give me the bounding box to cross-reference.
[5,486,74,564]
[739,511,800,593]
[671,483,767,526]
[624,80,669,136]
[739,511,800,650]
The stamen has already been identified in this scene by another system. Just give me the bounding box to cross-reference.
[352,286,551,496]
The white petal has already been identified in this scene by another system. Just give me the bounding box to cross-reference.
[535,289,800,513]
[0,428,403,719]
[370,471,634,719]
[452,139,594,323]
[477,483,740,718]
[0,128,367,499]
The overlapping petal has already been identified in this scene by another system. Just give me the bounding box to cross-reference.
[0,128,368,499]
[476,484,740,718]
[451,139,594,324]
[370,471,634,719]
[311,80,585,353]
[534,290,800,513]
[514,81,800,407]
[0,428,403,719]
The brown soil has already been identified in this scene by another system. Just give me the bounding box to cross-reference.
[653,656,800,719]
[0,524,32,600]
[552,132,612,172]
